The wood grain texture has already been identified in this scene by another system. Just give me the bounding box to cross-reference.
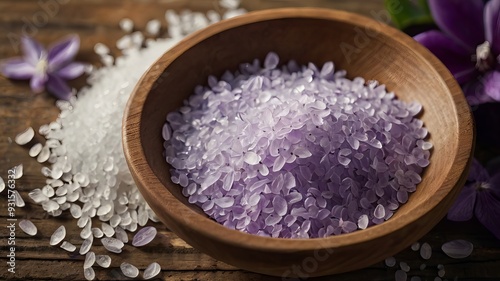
[0,0,499,280]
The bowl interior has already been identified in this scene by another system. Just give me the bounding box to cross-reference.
[124,8,473,276]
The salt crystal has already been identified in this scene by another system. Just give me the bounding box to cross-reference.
[19,219,37,236]
[132,226,157,247]
[438,269,445,277]
[101,222,115,237]
[101,237,124,253]
[411,242,420,251]
[120,262,139,278]
[15,127,35,145]
[146,20,161,35]
[385,256,396,267]
[119,18,134,32]
[83,267,95,281]
[80,220,92,239]
[357,214,368,230]
[96,255,111,268]
[400,261,410,272]
[420,242,432,260]
[395,270,407,281]
[84,251,95,268]
[419,264,426,270]
[13,164,23,179]
[60,241,76,252]
[13,190,25,207]
[80,237,93,255]
[143,262,161,279]
[441,240,473,259]
[70,204,82,218]
[92,227,104,238]
[37,145,50,163]
[0,176,4,193]
[29,143,43,157]
[115,226,128,243]
[50,225,66,245]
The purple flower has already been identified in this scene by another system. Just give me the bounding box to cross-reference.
[414,0,500,105]
[448,158,500,239]
[0,35,86,100]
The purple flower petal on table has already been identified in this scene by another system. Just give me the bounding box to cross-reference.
[56,62,86,80]
[483,71,500,101]
[484,0,500,55]
[30,71,47,93]
[48,35,80,70]
[21,36,44,65]
[428,0,485,50]
[475,191,500,239]
[469,158,490,182]
[447,185,476,221]
[0,58,35,79]
[46,74,72,100]
[414,31,477,84]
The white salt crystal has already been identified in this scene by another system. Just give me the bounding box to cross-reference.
[50,225,66,245]
[0,176,4,193]
[420,242,432,260]
[92,227,104,238]
[60,241,76,252]
[115,226,128,243]
[28,188,49,203]
[15,127,35,145]
[101,237,124,253]
[116,35,133,50]
[243,151,260,165]
[400,261,410,272]
[84,251,95,268]
[411,242,420,251]
[357,214,368,230]
[37,145,50,163]
[51,168,63,179]
[13,190,25,207]
[70,204,82,218]
[385,256,396,267]
[80,237,93,255]
[13,164,23,179]
[19,219,37,236]
[119,18,134,32]
[96,255,111,268]
[42,185,55,197]
[120,262,139,278]
[143,262,161,279]
[94,43,109,55]
[29,143,43,157]
[395,270,407,281]
[83,267,95,281]
[146,20,161,35]
[101,223,115,237]
[441,240,473,259]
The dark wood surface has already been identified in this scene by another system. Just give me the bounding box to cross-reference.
[0,1,499,280]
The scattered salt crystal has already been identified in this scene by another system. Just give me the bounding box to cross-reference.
[92,227,104,238]
[132,226,157,247]
[120,262,139,278]
[146,20,161,35]
[101,237,124,253]
[96,254,111,268]
[50,225,66,245]
[80,220,92,239]
[83,267,95,281]
[101,222,115,237]
[438,269,445,277]
[115,226,128,243]
[37,145,50,163]
[29,143,43,157]
[51,168,63,179]
[94,43,109,55]
[80,237,93,255]
[357,214,368,230]
[400,261,410,272]
[19,219,37,236]
[420,242,432,260]
[385,256,396,267]
[60,241,76,252]
[119,18,134,32]
[411,242,420,251]
[243,151,261,165]
[13,164,23,179]
[395,270,407,281]
[143,262,161,279]
[0,177,4,193]
[15,127,35,145]
[70,204,82,218]
[437,264,444,270]
[441,240,473,259]
[13,190,25,207]
[84,251,95,268]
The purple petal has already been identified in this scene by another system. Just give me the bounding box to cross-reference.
[56,62,86,80]
[48,35,80,70]
[468,158,490,182]
[483,71,500,101]
[0,58,35,79]
[475,191,500,239]
[463,77,497,105]
[428,0,485,50]
[21,36,44,65]
[447,185,476,221]
[30,71,48,93]
[132,226,157,247]
[46,74,72,100]
[414,31,477,84]
[485,0,500,55]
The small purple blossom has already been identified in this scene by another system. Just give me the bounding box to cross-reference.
[448,158,500,239]
[0,35,86,100]
[414,0,500,105]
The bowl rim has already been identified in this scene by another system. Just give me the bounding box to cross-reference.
[123,7,474,252]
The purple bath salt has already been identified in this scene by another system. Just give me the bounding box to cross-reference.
[162,52,431,238]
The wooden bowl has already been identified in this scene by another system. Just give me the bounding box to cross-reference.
[123,8,474,277]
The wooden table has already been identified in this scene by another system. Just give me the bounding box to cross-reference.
[0,1,499,280]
